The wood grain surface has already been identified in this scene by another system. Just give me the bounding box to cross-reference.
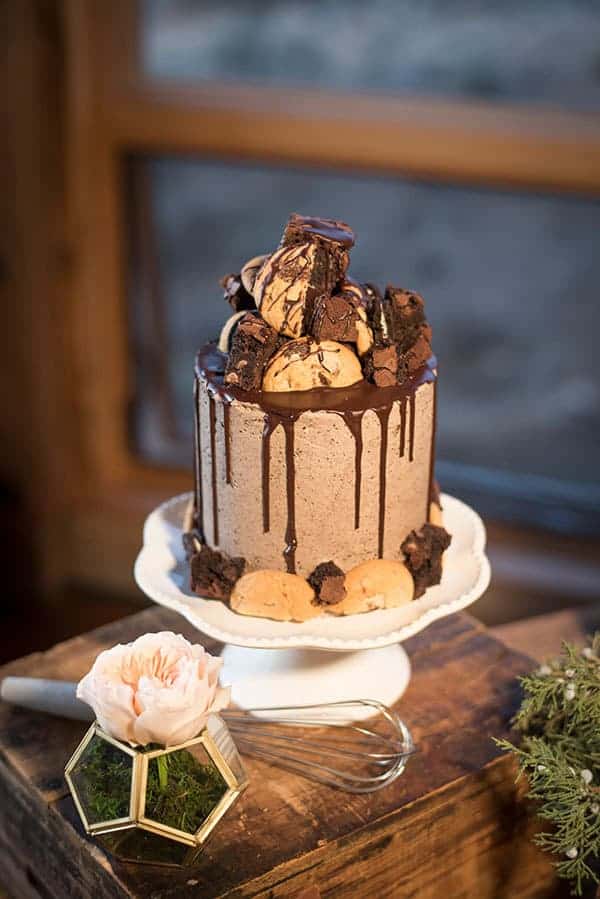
[494,605,600,664]
[0,608,571,898]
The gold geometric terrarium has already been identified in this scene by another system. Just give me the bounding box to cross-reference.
[65,714,248,867]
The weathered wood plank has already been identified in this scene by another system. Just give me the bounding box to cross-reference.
[0,750,132,899]
[0,607,562,897]
[52,758,558,899]
[493,605,600,663]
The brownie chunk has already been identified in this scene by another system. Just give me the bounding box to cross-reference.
[363,343,399,387]
[190,544,246,601]
[220,273,256,312]
[280,213,352,304]
[396,324,433,384]
[282,213,354,250]
[224,313,282,391]
[309,291,361,344]
[308,561,346,606]
[384,286,427,352]
[401,524,451,598]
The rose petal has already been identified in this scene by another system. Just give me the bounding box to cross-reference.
[76,632,229,746]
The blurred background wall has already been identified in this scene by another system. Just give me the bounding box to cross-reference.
[2,0,600,661]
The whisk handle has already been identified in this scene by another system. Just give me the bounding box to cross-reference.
[0,677,92,722]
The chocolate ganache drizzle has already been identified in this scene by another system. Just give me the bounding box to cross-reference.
[208,384,220,546]
[195,345,436,573]
[292,216,355,247]
[193,377,203,535]
[223,401,232,485]
[338,409,364,530]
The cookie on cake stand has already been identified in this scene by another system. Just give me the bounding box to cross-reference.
[134,491,490,715]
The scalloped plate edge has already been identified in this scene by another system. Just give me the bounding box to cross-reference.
[134,493,491,650]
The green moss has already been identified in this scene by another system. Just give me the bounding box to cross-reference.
[71,736,132,823]
[71,735,228,837]
[144,748,227,834]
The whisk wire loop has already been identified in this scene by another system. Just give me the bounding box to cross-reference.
[222,699,414,794]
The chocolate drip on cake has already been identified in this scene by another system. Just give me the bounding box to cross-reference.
[427,381,438,523]
[281,416,299,573]
[339,409,364,530]
[193,378,204,540]
[408,393,416,463]
[396,389,416,462]
[399,395,407,458]
[223,401,232,485]
[208,393,219,546]
[260,411,301,571]
[261,415,278,533]
[375,406,391,558]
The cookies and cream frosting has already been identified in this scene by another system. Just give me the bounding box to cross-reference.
[185,213,451,621]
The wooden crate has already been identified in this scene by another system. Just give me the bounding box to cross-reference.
[0,608,562,898]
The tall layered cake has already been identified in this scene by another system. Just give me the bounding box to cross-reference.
[184,214,451,621]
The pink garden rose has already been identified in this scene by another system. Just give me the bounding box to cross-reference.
[77,632,230,747]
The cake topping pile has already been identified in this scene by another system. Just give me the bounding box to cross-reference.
[185,212,452,622]
[221,213,433,393]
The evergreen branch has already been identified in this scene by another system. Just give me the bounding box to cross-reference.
[495,634,600,896]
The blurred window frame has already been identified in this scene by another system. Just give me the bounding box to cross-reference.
[5,0,600,601]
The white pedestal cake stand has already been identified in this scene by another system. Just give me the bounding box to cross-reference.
[134,493,490,714]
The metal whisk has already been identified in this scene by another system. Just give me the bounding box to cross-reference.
[223,700,414,793]
[0,679,414,793]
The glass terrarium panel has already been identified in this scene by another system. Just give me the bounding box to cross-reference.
[98,828,199,867]
[144,743,228,835]
[206,715,247,786]
[69,734,133,826]
[140,0,600,111]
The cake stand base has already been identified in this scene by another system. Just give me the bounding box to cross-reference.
[220,643,411,717]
